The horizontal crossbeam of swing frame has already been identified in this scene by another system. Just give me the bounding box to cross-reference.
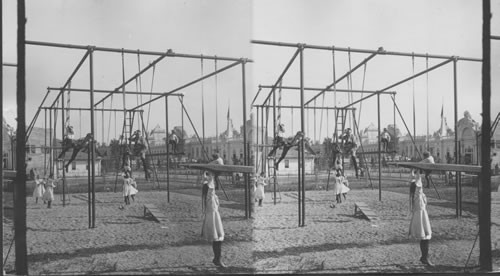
[253,104,356,111]
[26,40,253,62]
[95,53,169,106]
[49,50,91,108]
[27,50,91,141]
[47,87,183,97]
[261,48,302,106]
[2,62,17,67]
[131,60,244,111]
[258,85,396,95]
[40,107,145,112]
[343,58,454,108]
[305,51,381,106]
[251,39,482,62]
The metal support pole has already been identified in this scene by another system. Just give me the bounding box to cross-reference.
[47,86,183,96]
[261,107,265,174]
[377,94,382,201]
[255,105,356,110]
[300,46,306,227]
[50,109,53,175]
[258,85,396,95]
[89,48,96,228]
[453,59,460,218]
[0,2,3,271]
[479,0,492,270]
[61,91,66,207]
[87,142,91,228]
[14,0,28,271]
[273,82,277,206]
[165,96,170,202]
[44,109,47,176]
[242,62,251,218]
[27,40,250,62]
[251,39,481,62]
[256,106,259,171]
[297,140,302,227]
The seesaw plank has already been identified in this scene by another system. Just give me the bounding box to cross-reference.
[181,163,254,174]
[387,162,481,174]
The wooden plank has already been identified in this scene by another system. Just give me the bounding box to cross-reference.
[387,162,481,174]
[144,204,169,225]
[354,202,379,222]
[181,163,254,174]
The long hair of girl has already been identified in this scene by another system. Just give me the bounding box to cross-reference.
[409,180,417,212]
[201,183,209,213]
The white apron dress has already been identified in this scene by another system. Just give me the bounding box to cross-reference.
[409,178,432,240]
[129,179,138,196]
[42,180,56,202]
[122,178,132,197]
[333,175,350,195]
[201,188,225,242]
[254,176,267,200]
[33,179,45,199]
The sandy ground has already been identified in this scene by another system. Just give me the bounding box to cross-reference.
[2,179,500,274]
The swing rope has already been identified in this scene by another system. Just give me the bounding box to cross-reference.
[201,57,206,151]
[135,51,143,132]
[121,49,127,139]
[137,50,143,107]
[356,63,368,129]
[101,109,105,144]
[79,110,82,139]
[332,46,337,109]
[425,54,429,150]
[146,63,156,132]
[319,93,325,142]
[412,53,416,140]
[106,94,114,143]
[276,80,282,134]
[178,97,210,159]
[314,99,317,142]
[215,58,219,152]
[181,96,185,141]
[347,48,353,129]
[65,82,71,134]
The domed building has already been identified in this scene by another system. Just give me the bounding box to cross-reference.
[148,124,166,146]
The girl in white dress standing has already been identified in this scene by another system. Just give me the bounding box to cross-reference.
[330,169,350,208]
[408,170,433,266]
[254,172,268,207]
[200,171,225,267]
[122,166,133,206]
[42,173,57,208]
[129,177,138,202]
[33,173,45,204]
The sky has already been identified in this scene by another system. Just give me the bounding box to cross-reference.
[252,0,500,142]
[3,0,500,145]
[2,0,252,144]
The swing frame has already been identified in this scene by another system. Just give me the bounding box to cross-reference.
[251,39,483,230]
[23,40,254,231]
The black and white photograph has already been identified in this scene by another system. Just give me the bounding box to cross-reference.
[2,0,500,274]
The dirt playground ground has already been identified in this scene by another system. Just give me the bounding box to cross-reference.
[2,178,500,275]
